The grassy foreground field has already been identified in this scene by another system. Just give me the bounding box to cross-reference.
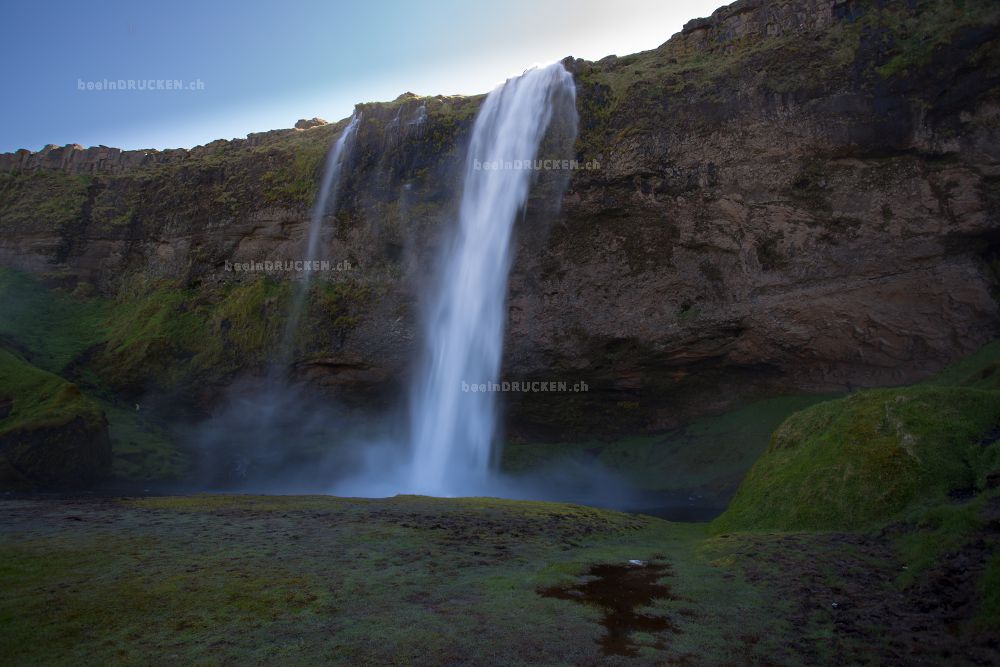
[1,494,995,666]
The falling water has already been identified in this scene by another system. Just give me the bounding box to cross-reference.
[275,113,360,373]
[407,63,577,495]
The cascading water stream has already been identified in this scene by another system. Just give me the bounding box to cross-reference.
[406,63,577,495]
[273,113,360,376]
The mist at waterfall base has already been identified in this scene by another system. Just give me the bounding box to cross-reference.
[184,64,647,512]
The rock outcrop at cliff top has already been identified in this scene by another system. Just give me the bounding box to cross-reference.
[0,0,998,438]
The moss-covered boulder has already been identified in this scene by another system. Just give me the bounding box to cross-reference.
[0,349,111,489]
[711,384,1000,533]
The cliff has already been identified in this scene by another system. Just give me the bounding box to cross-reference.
[1,0,998,438]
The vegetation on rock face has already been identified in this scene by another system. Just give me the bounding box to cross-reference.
[0,268,373,486]
[0,350,110,488]
[0,170,92,232]
[0,268,108,374]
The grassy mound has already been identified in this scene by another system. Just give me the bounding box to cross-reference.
[712,344,1000,533]
[0,349,110,488]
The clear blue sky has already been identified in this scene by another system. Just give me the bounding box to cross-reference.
[0,0,723,153]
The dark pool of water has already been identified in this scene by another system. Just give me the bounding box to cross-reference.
[538,561,677,656]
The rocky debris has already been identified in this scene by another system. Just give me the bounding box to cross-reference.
[295,117,328,130]
[675,0,837,55]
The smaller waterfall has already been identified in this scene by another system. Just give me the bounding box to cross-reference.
[275,113,360,373]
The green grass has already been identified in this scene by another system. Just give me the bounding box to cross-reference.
[103,402,189,482]
[0,268,109,374]
[0,350,109,488]
[502,394,838,500]
[0,494,803,666]
[893,492,993,587]
[3,493,984,664]
[0,349,103,435]
[712,386,1000,533]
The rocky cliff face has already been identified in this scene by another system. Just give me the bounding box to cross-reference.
[1,0,998,438]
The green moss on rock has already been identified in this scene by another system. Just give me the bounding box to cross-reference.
[0,349,111,489]
[712,383,1000,533]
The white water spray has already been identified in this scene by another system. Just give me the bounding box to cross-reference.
[406,63,577,495]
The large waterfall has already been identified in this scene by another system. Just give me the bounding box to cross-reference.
[406,63,577,495]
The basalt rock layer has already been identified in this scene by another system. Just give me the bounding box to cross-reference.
[1,0,998,438]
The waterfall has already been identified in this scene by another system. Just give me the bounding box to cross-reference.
[407,63,577,495]
[275,113,360,374]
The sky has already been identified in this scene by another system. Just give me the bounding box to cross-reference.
[0,0,724,153]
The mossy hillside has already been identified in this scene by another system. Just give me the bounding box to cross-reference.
[0,350,104,435]
[0,350,110,488]
[711,385,1000,533]
[0,268,375,481]
[0,268,109,374]
[873,0,1000,79]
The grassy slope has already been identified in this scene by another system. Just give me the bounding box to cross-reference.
[0,269,108,374]
[0,349,108,486]
[712,385,1000,532]
[0,269,187,482]
[0,495,872,666]
[711,341,1000,634]
[0,349,103,435]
